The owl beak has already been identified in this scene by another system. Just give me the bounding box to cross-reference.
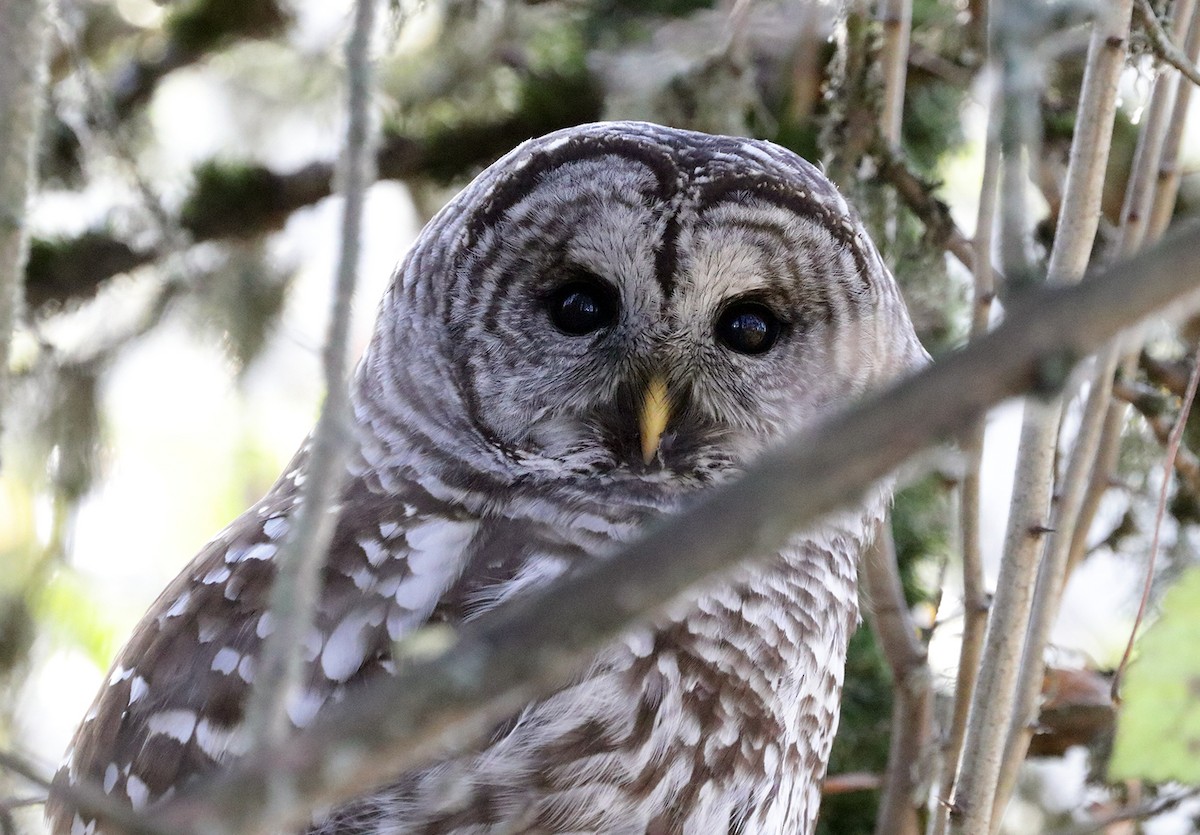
[639,375,671,465]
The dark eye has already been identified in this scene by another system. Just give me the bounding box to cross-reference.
[546,276,618,336]
[715,301,782,355]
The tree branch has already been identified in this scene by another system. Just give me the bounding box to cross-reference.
[0,0,51,457]
[1135,0,1200,89]
[132,221,1200,835]
[862,524,932,835]
[24,69,603,313]
[244,0,378,758]
[874,144,978,273]
[985,1,1136,823]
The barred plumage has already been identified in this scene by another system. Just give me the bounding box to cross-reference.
[48,121,924,835]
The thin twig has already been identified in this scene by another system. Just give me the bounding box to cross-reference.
[824,772,885,794]
[0,750,161,835]
[875,145,978,273]
[929,36,1002,835]
[244,0,379,752]
[1148,2,1200,239]
[1135,0,1200,87]
[1112,378,1200,493]
[1059,786,1200,834]
[1111,347,1200,700]
[144,220,1200,835]
[863,524,932,835]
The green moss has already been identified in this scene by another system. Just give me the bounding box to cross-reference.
[166,0,288,55]
[181,160,282,239]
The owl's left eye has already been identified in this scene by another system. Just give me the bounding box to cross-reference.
[715,300,782,355]
[546,276,619,336]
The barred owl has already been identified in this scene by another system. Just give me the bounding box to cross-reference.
[48,122,924,835]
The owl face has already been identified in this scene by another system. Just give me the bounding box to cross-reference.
[381,123,920,488]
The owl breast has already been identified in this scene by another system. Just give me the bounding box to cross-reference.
[310,481,879,835]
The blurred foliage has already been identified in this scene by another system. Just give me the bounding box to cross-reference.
[1110,565,1200,784]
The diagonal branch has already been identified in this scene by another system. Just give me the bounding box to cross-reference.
[874,143,978,273]
[126,222,1200,835]
[1135,0,1200,88]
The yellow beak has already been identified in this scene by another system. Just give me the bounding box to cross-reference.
[639,375,671,465]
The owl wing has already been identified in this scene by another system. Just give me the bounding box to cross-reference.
[49,471,483,832]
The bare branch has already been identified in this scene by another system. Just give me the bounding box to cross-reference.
[1148,2,1200,239]
[0,750,161,835]
[951,3,1133,830]
[824,772,884,794]
[930,45,1002,835]
[244,0,379,755]
[862,524,932,835]
[1135,0,1200,88]
[1112,378,1200,493]
[878,0,913,146]
[874,144,978,273]
[1066,0,1200,578]
[141,222,1200,835]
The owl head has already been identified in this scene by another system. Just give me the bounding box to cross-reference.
[356,122,925,492]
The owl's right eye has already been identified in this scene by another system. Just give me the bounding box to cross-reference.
[546,276,619,336]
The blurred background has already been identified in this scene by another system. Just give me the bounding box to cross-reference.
[3,0,1200,832]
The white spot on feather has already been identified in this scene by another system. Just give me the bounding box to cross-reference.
[194,718,249,759]
[129,676,149,706]
[103,763,118,793]
[241,542,277,561]
[237,655,255,683]
[147,709,197,743]
[358,537,387,566]
[405,519,477,573]
[256,612,273,638]
[108,666,132,686]
[286,689,324,728]
[197,615,223,643]
[201,566,230,585]
[125,775,149,809]
[348,566,375,590]
[263,516,288,539]
[71,814,95,835]
[211,647,240,674]
[321,607,384,681]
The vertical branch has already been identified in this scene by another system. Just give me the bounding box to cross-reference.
[878,0,912,148]
[948,1,1049,828]
[950,2,1129,831]
[990,0,1137,820]
[1147,4,1200,240]
[930,109,1000,835]
[863,524,933,835]
[1065,0,1200,577]
[245,0,380,754]
[0,0,50,462]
